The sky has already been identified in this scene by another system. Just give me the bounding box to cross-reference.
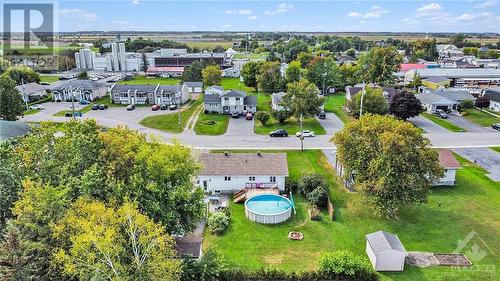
[2,0,500,33]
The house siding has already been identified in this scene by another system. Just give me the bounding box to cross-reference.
[198,175,286,194]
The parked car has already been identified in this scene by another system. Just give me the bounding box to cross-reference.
[29,104,44,110]
[245,112,253,120]
[318,111,326,119]
[435,109,448,119]
[40,82,50,86]
[151,104,160,111]
[126,104,135,111]
[492,123,500,131]
[79,100,90,105]
[296,130,315,137]
[169,104,177,110]
[64,111,82,117]
[160,104,167,110]
[91,104,100,110]
[269,129,288,137]
[99,104,108,110]
[231,112,240,118]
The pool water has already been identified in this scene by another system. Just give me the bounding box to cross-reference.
[245,194,292,215]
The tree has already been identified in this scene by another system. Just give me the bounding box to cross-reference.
[389,91,422,120]
[279,38,309,62]
[202,65,222,86]
[474,96,490,111]
[207,212,230,235]
[271,110,292,123]
[241,61,262,88]
[1,66,40,85]
[182,61,203,82]
[346,48,356,58]
[463,47,478,56]
[0,76,24,121]
[181,250,228,281]
[339,64,359,87]
[332,114,443,217]
[254,111,271,126]
[283,79,324,121]
[307,57,343,93]
[355,47,402,86]
[140,51,149,73]
[297,51,313,68]
[411,39,438,61]
[285,60,302,83]
[0,143,21,228]
[408,73,422,90]
[52,199,181,281]
[347,87,388,117]
[257,61,283,93]
[458,100,474,112]
[0,223,34,280]
[76,71,88,80]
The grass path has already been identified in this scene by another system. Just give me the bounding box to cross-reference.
[139,97,202,133]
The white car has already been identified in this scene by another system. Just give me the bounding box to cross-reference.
[296,130,315,137]
[29,104,44,110]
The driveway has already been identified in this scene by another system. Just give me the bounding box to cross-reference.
[409,116,448,133]
[446,113,491,133]
[316,112,344,133]
[453,148,500,181]
[225,116,255,136]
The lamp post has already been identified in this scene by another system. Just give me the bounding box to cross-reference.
[176,84,181,129]
[21,78,28,110]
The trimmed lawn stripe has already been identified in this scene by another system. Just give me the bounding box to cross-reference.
[194,113,230,135]
[464,109,500,127]
[139,97,202,133]
[422,113,465,132]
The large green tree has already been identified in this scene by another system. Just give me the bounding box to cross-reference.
[53,199,181,281]
[332,114,443,217]
[1,66,40,85]
[355,46,402,86]
[240,61,262,88]
[182,61,203,82]
[202,65,222,86]
[0,143,21,229]
[282,79,324,121]
[306,57,343,93]
[285,60,303,84]
[347,87,388,118]
[256,61,283,93]
[0,77,24,121]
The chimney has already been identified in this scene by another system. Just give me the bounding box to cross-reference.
[224,151,229,157]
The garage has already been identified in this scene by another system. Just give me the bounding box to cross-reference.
[365,231,408,272]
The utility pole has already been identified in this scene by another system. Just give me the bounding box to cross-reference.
[69,81,76,120]
[300,113,304,152]
[177,84,181,129]
[21,78,28,110]
[359,81,366,117]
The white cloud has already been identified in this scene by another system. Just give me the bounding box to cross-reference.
[248,15,258,20]
[222,24,232,28]
[225,9,252,16]
[415,3,442,17]
[58,9,97,22]
[473,0,497,9]
[264,2,295,16]
[131,0,141,5]
[347,5,388,19]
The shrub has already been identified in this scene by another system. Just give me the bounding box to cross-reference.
[285,179,298,192]
[254,111,271,126]
[474,96,490,110]
[203,119,216,125]
[207,211,230,235]
[318,250,379,281]
[271,110,291,123]
[204,109,209,114]
[306,186,328,207]
[298,173,328,195]
[309,205,321,220]
[181,250,228,281]
[458,100,474,112]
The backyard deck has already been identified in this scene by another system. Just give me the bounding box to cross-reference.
[233,187,280,203]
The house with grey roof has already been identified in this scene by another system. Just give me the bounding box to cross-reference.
[203,89,256,115]
[109,83,185,105]
[416,93,458,113]
[433,88,475,103]
[204,85,224,96]
[182,81,203,95]
[52,80,108,102]
[15,82,47,103]
[197,152,289,194]
[483,87,500,112]
[365,230,407,271]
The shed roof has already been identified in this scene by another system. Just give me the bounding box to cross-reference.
[366,231,407,254]
[199,153,288,176]
[184,81,203,87]
[438,149,461,169]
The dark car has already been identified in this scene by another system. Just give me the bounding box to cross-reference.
[492,123,500,131]
[99,104,108,110]
[169,104,177,110]
[126,104,135,111]
[269,129,288,137]
[151,104,160,111]
[245,112,253,120]
[65,111,82,117]
[435,109,448,119]
[160,104,167,110]
[91,104,100,110]
[318,111,326,119]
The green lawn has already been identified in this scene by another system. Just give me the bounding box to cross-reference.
[194,112,230,135]
[39,75,60,84]
[254,117,326,136]
[232,52,269,60]
[491,147,500,153]
[220,77,256,92]
[323,93,350,123]
[421,113,465,132]
[464,109,500,127]
[204,150,500,280]
[118,76,181,85]
[139,97,202,133]
[22,109,40,116]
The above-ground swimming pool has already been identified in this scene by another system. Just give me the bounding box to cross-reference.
[245,194,293,224]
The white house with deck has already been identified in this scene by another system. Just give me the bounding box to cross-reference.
[198,152,288,194]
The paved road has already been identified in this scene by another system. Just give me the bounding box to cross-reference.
[446,113,491,133]
[453,148,500,181]
[316,112,344,134]
[20,102,500,149]
[409,116,448,133]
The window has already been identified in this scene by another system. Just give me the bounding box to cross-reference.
[236,97,240,101]
[224,97,229,101]
[249,176,255,181]
[270,176,276,183]
[224,176,231,181]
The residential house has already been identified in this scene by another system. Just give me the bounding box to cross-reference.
[483,87,500,112]
[203,89,257,114]
[345,85,399,101]
[436,44,463,58]
[344,86,363,101]
[204,85,224,95]
[52,80,107,102]
[433,88,475,103]
[197,152,289,194]
[404,68,500,87]
[421,76,451,90]
[280,62,288,77]
[109,84,186,105]
[416,93,458,113]
[225,47,237,58]
[183,81,203,95]
[15,82,47,103]
[222,67,240,78]
[0,120,31,142]
[336,55,355,65]
[365,231,407,272]
[146,66,184,78]
[271,92,286,111]
[436,149,461,186]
